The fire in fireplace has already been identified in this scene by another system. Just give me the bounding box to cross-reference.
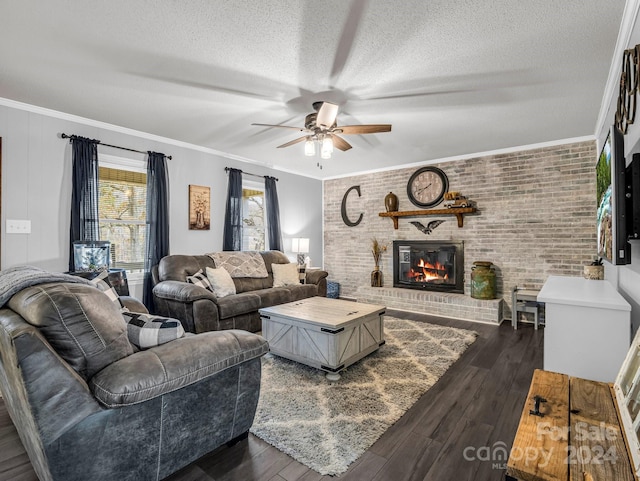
[393,240,464,293]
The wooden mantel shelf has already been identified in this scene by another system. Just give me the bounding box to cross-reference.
[379,207,477,229]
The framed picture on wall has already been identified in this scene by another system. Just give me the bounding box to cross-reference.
[189,185,210,230]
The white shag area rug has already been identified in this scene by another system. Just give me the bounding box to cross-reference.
[249,316,477,476]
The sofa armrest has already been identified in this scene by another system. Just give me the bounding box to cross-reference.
[306,269,328,285]
[153,280,218,303]
[152,281,221,333]
[89,330,269,407]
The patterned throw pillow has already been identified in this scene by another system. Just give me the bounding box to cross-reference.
[272,263,300,287]
[186,269,213,291]
[297,265,306,284]
[205,266,236,298]
[122,311,185,349]
[90,270,124,308]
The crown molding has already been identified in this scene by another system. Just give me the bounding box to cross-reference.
[321,135,595,181]
[0,96,596,183]
[0,96,278,167]
[595,0,640,137]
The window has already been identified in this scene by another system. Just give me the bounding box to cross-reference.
[98,156,146,272]
[242,182,266,251]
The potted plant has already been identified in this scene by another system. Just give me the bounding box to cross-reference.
[583,257,604,280]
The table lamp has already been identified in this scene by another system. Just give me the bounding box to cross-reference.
[291,238,310,265]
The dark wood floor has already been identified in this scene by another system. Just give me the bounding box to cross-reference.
[0,310,542,481]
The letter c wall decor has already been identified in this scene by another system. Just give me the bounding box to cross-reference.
[341,185,364,227]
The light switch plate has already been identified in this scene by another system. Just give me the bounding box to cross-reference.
[6,219,31,234]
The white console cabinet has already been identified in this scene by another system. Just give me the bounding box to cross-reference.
[539,275,631,383]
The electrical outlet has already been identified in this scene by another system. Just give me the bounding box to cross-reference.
[6,219,31,234]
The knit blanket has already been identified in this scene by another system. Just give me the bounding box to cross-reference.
[0,265,93,308]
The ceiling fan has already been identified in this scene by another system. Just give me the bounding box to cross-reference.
[251,101,391,157]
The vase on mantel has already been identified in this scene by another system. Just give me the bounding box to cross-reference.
[371,265,384,287]
[384,192,399,212]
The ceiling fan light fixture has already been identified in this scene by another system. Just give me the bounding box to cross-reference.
[304,137,316,156]
[321,135,334,158]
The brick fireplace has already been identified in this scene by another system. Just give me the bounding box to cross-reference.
[323,139,597,324]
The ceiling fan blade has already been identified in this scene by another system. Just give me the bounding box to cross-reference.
[277,136,307,148]
[330,0,368,83]
[252,123,305,131]
[316,102,339,128]
[337,124,392,134]
[332,135,352,151]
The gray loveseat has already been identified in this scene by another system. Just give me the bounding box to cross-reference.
[152,250,328,333]
[0,277,269,481]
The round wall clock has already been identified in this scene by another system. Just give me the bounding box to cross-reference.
[407,166,449,208]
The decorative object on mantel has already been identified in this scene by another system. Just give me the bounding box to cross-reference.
[616,43,640,133]
[583,257,604,280]
[341,185,364,227]
[470,261,496,299]
[409,219,445,235]
[379,206,477,229]
[443,191,475,209]
[384,191,399,212]
[371,237,387,287]
[407,166,449,208]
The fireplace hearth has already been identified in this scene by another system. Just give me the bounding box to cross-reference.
[393,240,464,293]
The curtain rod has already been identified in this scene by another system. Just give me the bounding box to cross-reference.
[60,133,173,160]
[225,167,278,182]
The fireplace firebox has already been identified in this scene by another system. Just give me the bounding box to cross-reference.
[393,240,464,293]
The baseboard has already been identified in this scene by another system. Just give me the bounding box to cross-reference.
[337,296,358,302]
[386,307,505,326]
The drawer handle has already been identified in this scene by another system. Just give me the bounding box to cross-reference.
[529,395,547,417]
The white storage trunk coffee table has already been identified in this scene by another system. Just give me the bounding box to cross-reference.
[259,297,386,380]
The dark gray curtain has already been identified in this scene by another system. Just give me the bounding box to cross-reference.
[69,136,100,271]
[223,168,243,251]
[264,176,283,252]
[143,151,170,312]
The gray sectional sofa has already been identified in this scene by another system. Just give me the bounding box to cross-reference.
[152,250,328,333]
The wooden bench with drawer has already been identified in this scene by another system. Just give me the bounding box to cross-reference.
[506,369,637,481]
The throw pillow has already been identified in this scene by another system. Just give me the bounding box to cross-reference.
[90,270,124,308]
[272,263,300,287]
[205,266,236,298]
[186,269,213,291]
[122,311,185,349]
[297,265,306,284]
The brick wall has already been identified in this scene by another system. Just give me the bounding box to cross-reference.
[323,140,597,318]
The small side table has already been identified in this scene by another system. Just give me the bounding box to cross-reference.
[67,268,130,297]
[512,287,541,330]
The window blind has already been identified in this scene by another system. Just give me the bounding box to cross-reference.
[98,167,147,271]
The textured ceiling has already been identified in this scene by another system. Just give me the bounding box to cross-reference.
[0,1,626,179]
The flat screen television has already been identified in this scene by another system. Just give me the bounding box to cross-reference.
[596,125,630,265]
